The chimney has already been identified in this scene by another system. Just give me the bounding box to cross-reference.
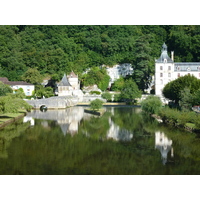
[171,51,174,61]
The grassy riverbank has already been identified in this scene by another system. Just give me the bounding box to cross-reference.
[0,110,27,128]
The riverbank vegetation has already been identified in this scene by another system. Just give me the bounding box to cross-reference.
[141,75,200,132]
[0,82,33,126]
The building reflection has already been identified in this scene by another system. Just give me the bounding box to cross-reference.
[25,107,86,135]
[155,131,174,165]
[24,107,134,141]
[107,117,133,141]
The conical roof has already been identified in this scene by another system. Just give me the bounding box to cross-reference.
[156,43,173,63]
[58,74,71,86]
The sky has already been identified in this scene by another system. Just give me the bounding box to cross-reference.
[1,0,199,25]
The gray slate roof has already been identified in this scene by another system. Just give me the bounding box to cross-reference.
[58,74,71,86]
[156,43,173,63]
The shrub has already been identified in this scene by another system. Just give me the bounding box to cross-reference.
[101,92,112,101]
[89,91,101,95]
[141,95,162,114]
[0,95,32,114]
[90,99,104,111]
[113,94,122,102]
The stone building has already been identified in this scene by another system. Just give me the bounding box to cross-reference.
[155,43,200,96]
[56,72,83,101]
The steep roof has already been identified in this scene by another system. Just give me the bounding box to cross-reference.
[58,74,71,86]
[156,43,173,63]
[67,71,78,78]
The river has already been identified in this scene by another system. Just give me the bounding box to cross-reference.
[0,106,200,175]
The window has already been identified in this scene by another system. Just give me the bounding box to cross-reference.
[178,73,180,77]
[160,73,163,77]
[187,67,191,71]
[160,66,163,70]
[168,73,171,77]
[168,66,171,70]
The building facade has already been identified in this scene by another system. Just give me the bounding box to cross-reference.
[57,72,83,101]
[0,77,34,96]
[155,43,200,96]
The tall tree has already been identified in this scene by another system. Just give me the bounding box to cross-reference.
[21,68,43,85]
[0,82,13,96]
[120,78,142,102]
[133,35,152,91]
[162,74,200,103]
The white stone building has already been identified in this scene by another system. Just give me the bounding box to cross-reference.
[155,43,200,96]
[57,72,83,101]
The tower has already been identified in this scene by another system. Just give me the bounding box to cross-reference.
[155,43,174,96]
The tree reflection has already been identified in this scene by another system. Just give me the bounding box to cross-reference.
[1,106,200,174]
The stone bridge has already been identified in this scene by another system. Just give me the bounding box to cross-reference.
[25,96,78,109]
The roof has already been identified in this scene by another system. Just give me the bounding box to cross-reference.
[67,71,78,78]
[156,43,173,63]
[0,77,9,83]
[7,81,34,86]
[58,74,71,86]
[174,62,200,71]
[0,77,34,86]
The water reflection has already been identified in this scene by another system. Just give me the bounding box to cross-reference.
[2,106,200,174]
[107,117,133,141]
[155,131,174,165]
[25,107,134,141]
[25,107,86,135]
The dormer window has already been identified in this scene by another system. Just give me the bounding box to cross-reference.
[164,59,167,63]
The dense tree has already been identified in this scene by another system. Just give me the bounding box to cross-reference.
[133,35,153,91]
[101,92,112,102]
[34,85,54,98]
[110,77,125,91]
[0,82,13,96]
[0,95,32,114]
[120,79,142,102]
[0,25,200,86]
[179,88,194,111]
[162,74,200,103]
[141,95,163,114]
[82,67,110,91]
[21,68,43,85]
[193,89,200,106]
[90,99,104,111]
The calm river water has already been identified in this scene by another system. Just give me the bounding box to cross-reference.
[0,106,200,175]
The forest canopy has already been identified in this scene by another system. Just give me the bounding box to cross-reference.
[1,25,200,83]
